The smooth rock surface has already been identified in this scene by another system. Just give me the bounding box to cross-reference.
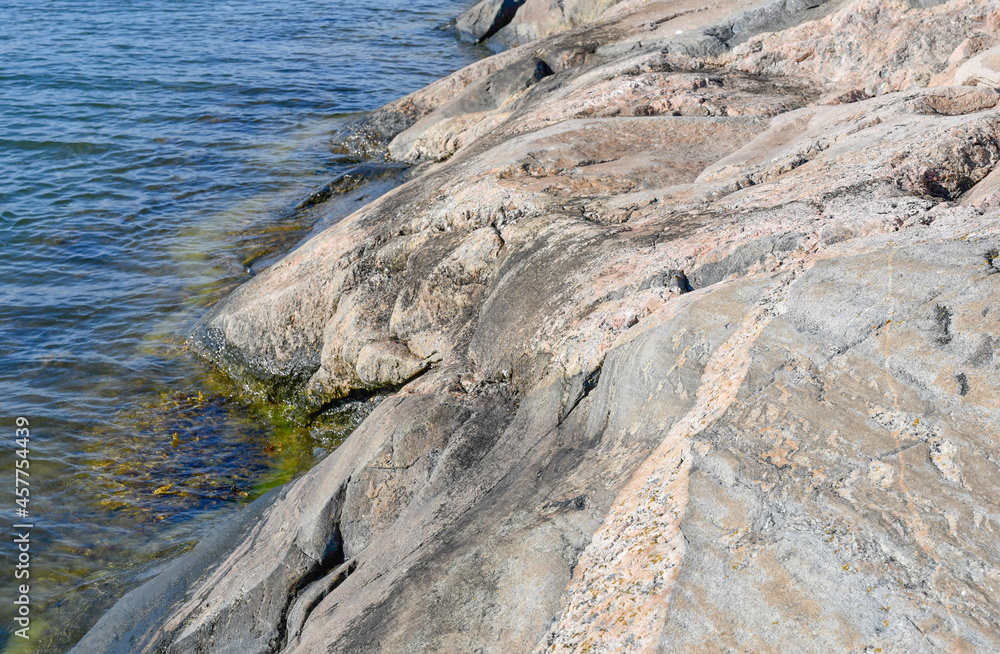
[953,45,1000,87]
[76,0,1000,652]
[456,0,627,49]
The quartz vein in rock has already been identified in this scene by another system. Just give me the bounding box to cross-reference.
[537,264,809,653]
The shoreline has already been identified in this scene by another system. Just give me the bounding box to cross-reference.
[76,0,1000,651]
[0,1,485,650]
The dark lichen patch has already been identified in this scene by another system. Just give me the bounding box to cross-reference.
[544,494,588,512]
[956,372,970,396]
[934,304,953,345]
[985,247,999,274]
[835,88,874,104]
[689,233,801,289]
[901,167,976,202]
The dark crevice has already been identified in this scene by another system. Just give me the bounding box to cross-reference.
[582,366,601,396]
[306,385,389,423]
[559,365,602,426]
[534,59,555,81]
[676,269,694,293]
[306,363,433,423]
[285,558,357,648]
[640,268,692,294]
[478,0,527,43]
[490,222,506,249]
[273,480,352,653]
[294,163,407,212]
[919,170,974,201]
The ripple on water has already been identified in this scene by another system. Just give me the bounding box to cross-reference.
[0,0,485,650]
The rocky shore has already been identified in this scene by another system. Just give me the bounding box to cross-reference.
[74,0,1000,652]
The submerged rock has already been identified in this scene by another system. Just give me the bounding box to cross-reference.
[77,0,1000,652]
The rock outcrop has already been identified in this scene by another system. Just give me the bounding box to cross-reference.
[456,0,627,49]
[76,0,1000,652]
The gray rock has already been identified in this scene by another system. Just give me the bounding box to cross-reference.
[659,237,1000,652]
[456,0,526,43]
[457,0,628,50]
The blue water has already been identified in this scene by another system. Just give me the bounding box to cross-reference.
[0,1,481,650]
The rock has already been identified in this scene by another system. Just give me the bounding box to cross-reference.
[77,0,1000,652]
[716,0,1000,100]
[954,45,1000,87]
[457,0,628,49]
[542,231,1000,653]
[456,0,526,44]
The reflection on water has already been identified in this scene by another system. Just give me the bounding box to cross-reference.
[0,0,483,650]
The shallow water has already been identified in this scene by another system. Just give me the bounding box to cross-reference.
[0,1,482,650]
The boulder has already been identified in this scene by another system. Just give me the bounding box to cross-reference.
[456,0,628,49]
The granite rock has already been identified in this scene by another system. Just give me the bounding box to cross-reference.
[76,0,1000,652]
[456,0,628,49]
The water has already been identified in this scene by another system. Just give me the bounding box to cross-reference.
[0,1,482,650]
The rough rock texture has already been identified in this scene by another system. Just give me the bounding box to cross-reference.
[76,0,1000,653]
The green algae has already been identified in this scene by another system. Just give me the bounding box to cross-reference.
[78,365,379,522]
